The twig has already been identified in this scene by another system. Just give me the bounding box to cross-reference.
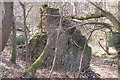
[77,26,94,78]
[26,5,33,19]
[87,0,120,32]
[97,39,110,55]
[77,7,100,77]
[48,3,65,79]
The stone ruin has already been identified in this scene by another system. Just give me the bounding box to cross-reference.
[28,5,92,73]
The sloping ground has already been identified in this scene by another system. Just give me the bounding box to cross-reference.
[0,47,72,78]
[2,47,117,78]
[90,55,118,78]
[0,47,99,78]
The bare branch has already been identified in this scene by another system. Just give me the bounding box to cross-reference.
[72,13,104,20]
[73,19,112,28]
[97,40,110,55]
[26,5,33,19]
[82,22,112,28]
[19,2,24,8]
[77,26,94,78]
[88,1,120,32]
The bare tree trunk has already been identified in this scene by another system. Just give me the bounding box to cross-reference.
[10,14,17,63]
[2,2,14,51]
[0,2,2,53]
[19,2,29,67]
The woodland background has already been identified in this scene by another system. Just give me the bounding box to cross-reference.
[0,1,119,79]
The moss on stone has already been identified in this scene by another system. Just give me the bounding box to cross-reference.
[24,44,48,74]
[29,30,46,42]
[42,4,48,9]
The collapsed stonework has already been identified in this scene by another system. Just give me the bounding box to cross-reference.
[29,5,92,73]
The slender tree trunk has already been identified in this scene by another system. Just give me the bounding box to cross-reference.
[10,14,17,63]
[19,2,29,67]
[2,2,14,51]
[118,1,120,77]
[0,2,2,53]
[118,1,120,22]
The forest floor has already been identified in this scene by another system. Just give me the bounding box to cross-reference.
[0,47,118,78]
[90,55,118,78]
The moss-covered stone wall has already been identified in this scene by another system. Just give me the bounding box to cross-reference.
[28,5,92,73]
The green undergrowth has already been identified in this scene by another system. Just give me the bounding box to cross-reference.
[16,29,46,45]
[29,29,46,41]
[16,33,25,45]
[108,33,120,49]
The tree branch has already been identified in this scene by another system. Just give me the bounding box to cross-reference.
[82,22,111,26]
[71,20,113,32]
[72,13,104,20]
[88,1,120,32]
[26,5,33,19]
[98,40,110,55]
[19,2,24,8]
